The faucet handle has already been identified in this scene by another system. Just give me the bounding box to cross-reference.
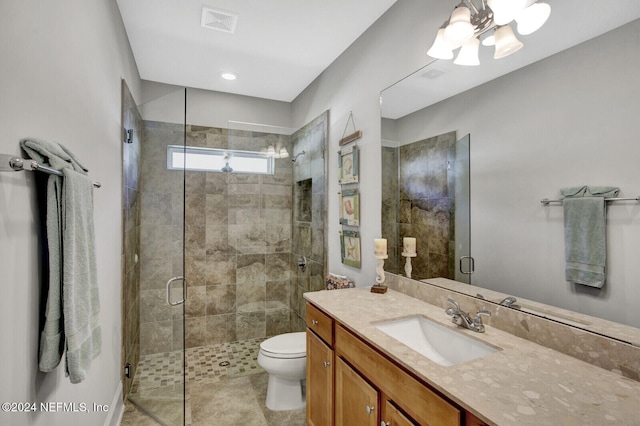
[473,310,491,324]
[471,310,491,332]
[476,309,491,316]
[445,298,459,316]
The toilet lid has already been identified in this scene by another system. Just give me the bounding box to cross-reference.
[260,332,306,358]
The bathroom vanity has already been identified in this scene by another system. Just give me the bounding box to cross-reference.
[304,288,640,425]
[306,298,485,426]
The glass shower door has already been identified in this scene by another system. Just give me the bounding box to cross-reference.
[124,87,187,425]
[454,134,472,284]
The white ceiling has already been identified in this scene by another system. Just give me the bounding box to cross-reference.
[116,0,397,102]
[381,0,640,119]
[117,1,640,109]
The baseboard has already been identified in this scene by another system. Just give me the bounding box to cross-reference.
[103,381,124,426]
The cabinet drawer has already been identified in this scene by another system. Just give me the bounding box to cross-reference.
[306,302,334,345]
[336,324,460,426]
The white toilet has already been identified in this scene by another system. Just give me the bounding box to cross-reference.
[257,331,307,411]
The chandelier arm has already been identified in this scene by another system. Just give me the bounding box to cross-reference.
[464,0,480,14]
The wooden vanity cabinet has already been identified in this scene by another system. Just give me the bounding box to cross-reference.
[306,301,488,426]
[335,356,378,426]
[306,303,335,426]
[335,323,460,426]
[382,400,418,426]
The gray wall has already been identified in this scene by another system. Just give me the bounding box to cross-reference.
[0,1,142,425]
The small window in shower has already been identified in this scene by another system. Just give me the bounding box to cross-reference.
[167,145,274,174]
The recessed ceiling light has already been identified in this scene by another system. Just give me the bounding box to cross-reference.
[221,73,237,81]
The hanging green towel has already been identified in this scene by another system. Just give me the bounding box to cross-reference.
[61,168,100,384]
[20,138,100,383]
[561,186,619,288]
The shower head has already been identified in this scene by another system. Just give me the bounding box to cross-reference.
[291,151,306,162]
[221,153,233,172]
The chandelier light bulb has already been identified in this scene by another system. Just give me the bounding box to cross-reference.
[427,28,454,59]
[494,25,524,59]
[515,2,551,35]
[454,37,480,66]
[444,5,475,44]
[487,0,527,26]
[482,34,495,47]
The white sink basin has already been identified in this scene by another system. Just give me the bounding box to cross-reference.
[374,315,499,366]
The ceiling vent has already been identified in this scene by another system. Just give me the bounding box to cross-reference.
[201,7,238,34]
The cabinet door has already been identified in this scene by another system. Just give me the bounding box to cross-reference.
[381,400,416,426]
[307,330,334,426]
[335,357,378,426]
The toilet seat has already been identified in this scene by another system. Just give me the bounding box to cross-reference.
[259,332,306,359]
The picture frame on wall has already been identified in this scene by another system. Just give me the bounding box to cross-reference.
[339,189,360,226]
[340,230,361,268]
[338,144,359,184]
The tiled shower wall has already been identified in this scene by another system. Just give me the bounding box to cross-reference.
[138,123,296,353]
[290,111,328,330]
[121,80,142,395]
[181,125,294,348]
[137,113,327,354]
[385,131,457,280]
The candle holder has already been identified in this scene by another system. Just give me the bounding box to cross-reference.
[401,251,417,279]
[371,254,389,294]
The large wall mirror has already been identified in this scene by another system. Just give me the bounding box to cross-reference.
[380,5,640,344]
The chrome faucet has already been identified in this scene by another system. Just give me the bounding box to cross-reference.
[498,296,519,308]
[445,298,491,333]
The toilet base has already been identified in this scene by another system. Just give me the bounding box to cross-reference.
[265,376,306,411]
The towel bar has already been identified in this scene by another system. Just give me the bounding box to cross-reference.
[541,196,640,205]
[1,154,101,188]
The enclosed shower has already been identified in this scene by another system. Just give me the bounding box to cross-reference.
[121,84,327,425]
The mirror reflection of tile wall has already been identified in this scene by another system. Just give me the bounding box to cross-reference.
[383,131,457,280]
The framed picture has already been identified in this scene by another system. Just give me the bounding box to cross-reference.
[338,145,359,184]
[340,230,361,268]
[339,189,360,226]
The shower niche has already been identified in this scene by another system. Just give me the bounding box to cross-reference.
[295,179,313,222]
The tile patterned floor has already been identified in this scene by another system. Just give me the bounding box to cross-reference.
[123,338,305,426]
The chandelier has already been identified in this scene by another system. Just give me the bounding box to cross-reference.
[261,144,289,159]
[427,0,551,66]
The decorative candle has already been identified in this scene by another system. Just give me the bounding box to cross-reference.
[374,238,387,256]
[403,237,416,255]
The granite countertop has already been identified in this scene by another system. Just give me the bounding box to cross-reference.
[304,288,640,426]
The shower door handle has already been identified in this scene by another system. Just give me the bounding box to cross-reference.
[166,276,187,306]
[459,256,475,275]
